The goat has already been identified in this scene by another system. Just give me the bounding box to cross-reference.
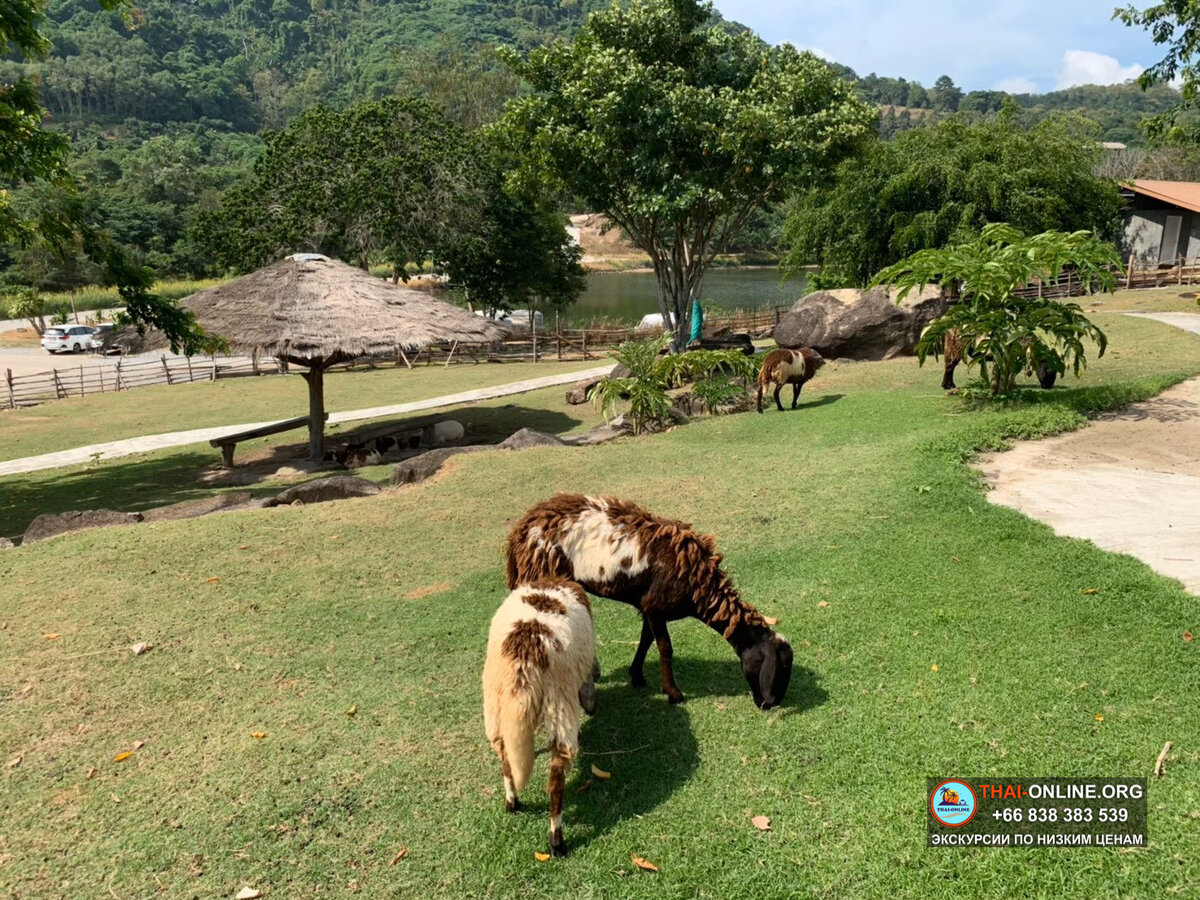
[482,579,599,857]
[940,329,1057,391]
[756,348,825,412]
[506,494,792,710]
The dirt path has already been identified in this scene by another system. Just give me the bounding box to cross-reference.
[0,364,611,478]
[976,313,1200,594]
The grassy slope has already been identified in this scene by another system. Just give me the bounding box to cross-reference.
[1098,287,1200,314]
[0,314,1198,899]
[0,358,604,462]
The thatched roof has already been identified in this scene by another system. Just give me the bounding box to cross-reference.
[156,255,503,365]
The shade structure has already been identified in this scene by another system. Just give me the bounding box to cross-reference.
[178,254,505,460]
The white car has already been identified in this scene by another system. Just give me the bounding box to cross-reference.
[41,325,96,354]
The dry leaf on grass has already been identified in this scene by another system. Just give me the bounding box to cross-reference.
[575,778,593,795]
[346,706,357,717]
[1184,632,1194,643]
[590,763,611,780]
[43,633,60,640]
[204,577,220,584]
[930,664,940,672]
[250,732,267,739]
[238,545,251,550]
[389,847,408,865]
[816,601,829,609]
[1094,714,1105,723]
[7,756,21,769]
[130,642,152,656]
[113,752,132,762]
[534,852,551,862]
[235,889,262,900]
[131,740,146,751]
[1082,588,1100,595]
[86,767,97,779]
[751,815,771,831]
[763,616,779,626]
[631,854,659,872]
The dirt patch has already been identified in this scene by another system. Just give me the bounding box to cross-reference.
[976,376,1200,594]
[404,582,453,601]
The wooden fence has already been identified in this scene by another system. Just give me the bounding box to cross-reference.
[0,308,782,410]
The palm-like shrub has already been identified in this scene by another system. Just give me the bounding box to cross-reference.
[874,224,1120,396]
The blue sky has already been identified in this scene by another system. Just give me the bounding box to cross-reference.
[710,1,1165,94]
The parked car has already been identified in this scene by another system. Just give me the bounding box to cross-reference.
[41,325,96,354]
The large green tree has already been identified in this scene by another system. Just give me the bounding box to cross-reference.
[1114,1,1200,142]
[192,97,484,274]
[783,106,1123,287]
[498,0,873,349]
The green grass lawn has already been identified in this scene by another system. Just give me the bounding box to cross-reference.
[0,357,606,463]
[1,314,1198,899]
[1098,286,1200,314]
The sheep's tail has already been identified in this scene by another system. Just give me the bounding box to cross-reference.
[500,704,536,793]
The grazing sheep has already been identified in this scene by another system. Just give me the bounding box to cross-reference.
[483,579,599,857]
[506,494,792,710]
[939,329,1057,391]
[756,348,825,413]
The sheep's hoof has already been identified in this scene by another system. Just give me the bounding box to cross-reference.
[505,798,521,813]
[550,833,567,857]
[666,689,686,705]
[629,670,647,689]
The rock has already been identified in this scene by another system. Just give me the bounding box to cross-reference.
[566,421,630,446]
[566,375,604,405]
[141,492,256,523]
[23,509,143,545]
[609,362,632,379]
[499,428,565,450]
[0,537,13,550]
[391,446,493,485]
[267,476,381,507]
[774,286,949,361]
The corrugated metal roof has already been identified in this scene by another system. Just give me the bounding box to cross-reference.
[1127,180,1200,214]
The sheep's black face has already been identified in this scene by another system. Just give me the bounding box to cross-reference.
[742,636,794,710]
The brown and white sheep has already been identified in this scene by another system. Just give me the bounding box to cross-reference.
[506,494,793,710]
[756,348,825,412]
[482,579,598,857]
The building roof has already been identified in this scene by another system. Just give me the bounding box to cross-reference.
[1126,180,1200,214]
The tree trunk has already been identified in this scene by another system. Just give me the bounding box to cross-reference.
[301,366,326,461]
[651,258,707,353]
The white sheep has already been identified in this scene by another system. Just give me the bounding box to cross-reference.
[482,579,598,857]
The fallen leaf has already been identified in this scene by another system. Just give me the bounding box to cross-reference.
[330,535,340,541]
[250,732,267,739]
[43,633,60,640]
[1184,632,1194,643]
[86,767,97,779]
[534,852,551,862]
[575,778,593,795]
[951,556,960,562]
[7,756,21,769]
[930,664,940,672]
[110,793,120,804]
[590,763,611,780]
[1082,588,1100,595]
[390,847,408,865]
[131,740,145,751]
[236,889,262,900]
[631,854,659,873]
[238,545,251,550]
[346,706,357,717]
[1094,714,1105,723]
[113,752,132,762]
[204,577,220,584]
[751,815,771,831]
[817,601,829,609]
[130,642,152,656]
[763,616,779,626]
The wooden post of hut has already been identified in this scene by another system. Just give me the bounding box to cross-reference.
[1126,255,1135,290]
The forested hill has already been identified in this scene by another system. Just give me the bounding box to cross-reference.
[1,0,613,134]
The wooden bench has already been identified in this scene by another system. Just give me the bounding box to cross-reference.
[210,413,328,467]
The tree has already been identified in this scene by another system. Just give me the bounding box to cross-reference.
[930,75,963,113]
[192,98,484,274]
[782,107,1123,286]
[498,0,873,350]
[873,224,1120,396]
[395,39,521,131]
[2,286,48,335]
[1114,1,1200,142]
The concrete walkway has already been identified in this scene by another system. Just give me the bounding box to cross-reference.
[0,365,611,477]
[976,313,1200,594]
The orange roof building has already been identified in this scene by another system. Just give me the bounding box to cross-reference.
[1121,180,1200,266]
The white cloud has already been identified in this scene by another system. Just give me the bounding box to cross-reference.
[1055,50,1144,89]
[994,77,1039,95]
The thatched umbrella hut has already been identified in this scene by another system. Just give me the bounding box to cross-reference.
[178,254,504,460]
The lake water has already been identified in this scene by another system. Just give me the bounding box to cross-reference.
[565,267,807,325]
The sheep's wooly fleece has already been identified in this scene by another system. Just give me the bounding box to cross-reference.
[128,254,505,365]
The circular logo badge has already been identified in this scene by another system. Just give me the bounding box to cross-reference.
[929,779,978,827]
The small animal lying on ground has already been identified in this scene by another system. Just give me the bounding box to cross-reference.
[506,493,792,710]
[330,419,466,467]
[483,579,599,857]
[756,348,825,412]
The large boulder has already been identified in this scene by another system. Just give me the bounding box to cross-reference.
[566,375,604,405]
[23,509,143,545]
[142,492,256,523]
[774,286,949,360]
[499,428,565,451]
[391,446,493,485]
[267,476,381,507]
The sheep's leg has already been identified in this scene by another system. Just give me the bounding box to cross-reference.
[629,616,653,688]
[791,381,803,409]
[499,739,520,812]
[548,742,571,857]
[648,615,684,704]
[756,383,765,413]
[773,383,785,412]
